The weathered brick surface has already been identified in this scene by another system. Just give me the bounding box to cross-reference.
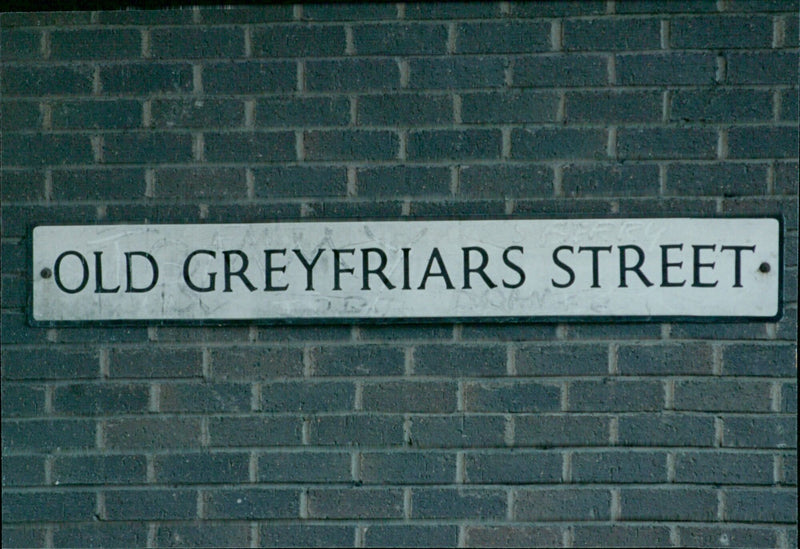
[1,3,796,547]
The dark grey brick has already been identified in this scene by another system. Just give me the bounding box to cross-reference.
[414,344,506,377]
[615,0,717,12]
[359,93,451,126]
[618,414,715,446]
[305,130,398,160]
[304,200,404,219]
[618,128,717,159]
[728,126,799,159]
[784,451,797,484]
[616,197,718,217]
[457,21,550,53]
[105,489,197,520]
[208,416,302,447]
[408,57,507,89]
[0,29,41,60]
[100,63,192,94]
[724,489,797,523]
[515,488,610,520]
[573,526,672,548]
[776,162,800,195]
[308,488,403,519]
[563,164,660,198]
[354,23,447,55]
[724,0,799,11]
[54,523,149,548]
[155,452,249,484]
[155,167,245,199]
[511,128,606,160]
[512,1,606,16]
[0,241,30,274]
[722,343,797,376]
[52,455,146,485]
[2,65,95,96]
[52,168,145,201]
[617,53,717,85]
[567,91,662,123]
[721,196,797,231]
[361,451,455,484]
[2,492,95,523]
[783,382,798,413]
[306,59,399,92]
[466,526,561,548]
[53,99,141,130]
[723,416,797,449]
[105,417,201,450]
[666,163,766,197]
[674,380,772,412]
[313,345,405,376]
[620,488,717,521]
[465,381,561,413]
[109,348,202,379]
[256,96,350,127]
[1,204,98,238]
[99,7,195,24]
[151,98,243,129]
[261,525,354,549]
[198,5,294,23]
[362,381,457,413]
[677,526,777,549]
[516,344,608,376]
[461,91,558,124]
[203,61,296,94]
[258,325,352,342]
[459,165,552,200]
[565,18,660,51]
[2,419,95,451]
[253,166,347,198]
[259,451,351,482]
[204,131,295,163]
[53,383,149,415]
[460,324,557,342]
[366,525,458,548]
[514,54,608,87]
[156,524,249,549]
[262,381,354,412]
[101,203,202,224]
[1,275,25,308]
[671,15,772,49]
[671,89,773,123]
[359,324,453,340]
[302,4,397,21]
[784,12,799,46]
[409,199,507,217]
[572,451,668,483]
[0,385,45,417]
[1,348,98,380]
[568,380,663,412]
[357,166,450,198]
[252,24,345,57]
[409,414,506,448]
[308,414,405,447]
[2,455,46,486]
[150,27,244,59]
[408,129,502,160]
[0,169,44,202]
[727,52,798,85]
[515,414,610,447]
[1,100,42,131]
[0,11,93,26]
[464,451,562,484]
[618,343,714,375]
[412,488,506,519]
[103,133,193,164]
[780,88,798,121]
[160,382,251,413]
[2,526,44,549]
[407,3,500,19]
[50,29,140,60]
[2,134,93,167]
[675,451,773,485]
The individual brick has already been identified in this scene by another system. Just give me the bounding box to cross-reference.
[677,526,777,549]
[160,382,251,413]
[618,414,716,447]
[312,345,405,376]
[464,451,562,484]
[362,381,457,413]
[307,414,405,447]
[1,419,95,451]
[407,129,501,160]
[259,451,351,483]
[409,414,507,448]
[365,525,459,548]
[301,4,397,20]
[407,3,501,19]
[671,89,772,123]
[674,380,772,412]
[204,131,295,163]
[461,91,558,124]
[357,166,451,197]
[566,91,662,123]
[198,5,294,23]
[0,169,44,203]
[109,348,202,378]
[784,451,797,484]
[721,197,797,231]
[2,134,93,167]
[514,488,610,520]
[256,96,350,127]
[100,63,193,94]
[515,343,607,376]
[252,24,345,57]
[411,488,507,519]
[614,0,717,13]
[306,59,400,92]
[1,455,46,486]
[1,384,46,417]
[1,100,42,131]
[618,128,717,159]
[52,455,147,485]
[457,21,550,53]
[2,492,95,523]
[154,452,250,484]
[464,381,561,413]
[105,417,202,450]
[358,93,451,126]
[103,133,193,164]
[150,27,244,59]
[780,89,798,121]
[53,383,149,415]
[671,15,772,49]
[0,205,96,238]
[466,526,561,548]
[154,167,245,199]
[408,57,507,89]
[409,198,507,217]
[513,54,608,87]
[783,382,798,413]
[2,65,94,96]
[101,203,203,224]
[722,343,797,376]
[53,99,141,130]
[723,416,797,449]
[0,29,41,60]
[353,23,448,55]
[0,11,93,25]
[54,523,149,548]
[515,414,611,447]
[728,126,799,159]
[511,128,606,160]
[2,527,45,549]
[0,241,29,275]
[208,416,302,447]
[203,61,296,94]
[459,165,552,199]
[414,344,506,377]
[562,164,660,197]
[359,324,454,341]
[261,525,354,549]
[724,489,798,523]
[618,343,714,375]
[156,524,249,549]
[361,452,456,484]
[305,200,403,219]
[568,380,663,412]
[726,52,798,85]
[150,98,243,129]
[304,130,398,160]
[616,53,717,85]
[307,488,404,519]
[573,526,672,548]
[51,168,145,201]
[104,489,197,520]
[1,275,25,308]
[620,488,717,521]
[253,166,347,198]
[665,163,766,197]
[572,451,668,483]
[261,381,354,412]
[564,18,661,51]
[674,451,773,485]
[258,325,352,342]
[1,349,98,380]
[100,7,195,24]
[50,29,141,60]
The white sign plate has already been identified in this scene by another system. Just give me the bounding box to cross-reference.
[31,218,780,322]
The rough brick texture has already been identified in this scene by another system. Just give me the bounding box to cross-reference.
[1,3,797,548]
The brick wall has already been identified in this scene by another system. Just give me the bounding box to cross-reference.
[1,3,797,547]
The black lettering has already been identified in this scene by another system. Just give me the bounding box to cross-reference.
[660,244,686,287]
[264,249,289,291]
[94,251,120,294]
[53,251,89,294]
[618,245,653,288]
[223,250,257,292]
[402,248,411,290]
[125,251,159,293]
[333,249,355,291]
[418,248,454,290]
[362,248,395,290]
[462,246,497,289]
[551,246,575,288]
[720,245,756,288]
[692,244,718,287]
[293,249,325,291]
[502,246,525,289]
[578,246,612,288]
[183,250,217,292]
